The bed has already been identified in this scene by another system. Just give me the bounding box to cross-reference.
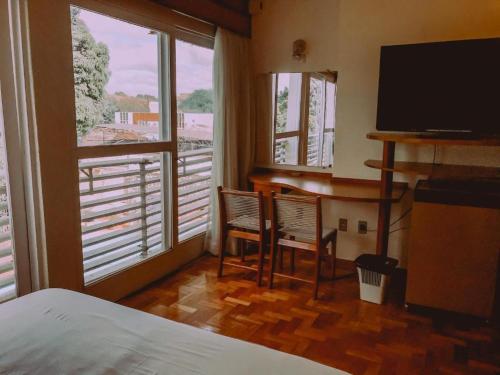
[0,289,347,374]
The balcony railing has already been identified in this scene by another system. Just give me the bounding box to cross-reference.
[79,148,212,284]
[0,184,15,303]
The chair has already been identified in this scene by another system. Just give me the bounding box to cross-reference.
[217,186,270,286]
[268,192,337,299]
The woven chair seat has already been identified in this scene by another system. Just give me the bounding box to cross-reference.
[279,226,337,243]
[228,215,271,231]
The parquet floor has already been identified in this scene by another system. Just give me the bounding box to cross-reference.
[120,253,500,375]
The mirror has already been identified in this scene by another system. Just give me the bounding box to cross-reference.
[266,71,337,168]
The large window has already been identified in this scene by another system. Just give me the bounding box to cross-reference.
[71,7,171,284]
[70,6,213,284]
[272,72,337,168]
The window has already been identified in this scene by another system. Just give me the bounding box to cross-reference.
[119,112,129,125]
[272,72,337,168]
[71,6,173,284]
[70,5,214,284]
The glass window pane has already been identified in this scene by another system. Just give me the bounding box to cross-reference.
[79,153,169,284]
[325,81,336,129]
[0,105,16,303]
[274,73,302,133]
[307,76,325,166]
[322,131,334,167]
[274,136,299,165]
[307,75,336,167]
[70,6,163,146]
[175,39,213,241]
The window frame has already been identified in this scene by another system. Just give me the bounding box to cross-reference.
[272,71,337,169]
[71,5,177,265]
[69,1,215,289]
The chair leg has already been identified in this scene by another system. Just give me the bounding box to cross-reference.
[217,230,227,278]
[278,245,284,271]
[330,233,337,280]
[257,238,265,287]
[290,248,295,274]
[269,242,278,289]
[313,248,321,299]
[240,239,245,262]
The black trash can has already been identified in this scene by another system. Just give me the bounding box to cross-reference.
[355,254,398,304]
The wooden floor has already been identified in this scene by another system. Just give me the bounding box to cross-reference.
[120,253,500,375]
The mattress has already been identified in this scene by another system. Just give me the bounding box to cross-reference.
[0,289,348,374]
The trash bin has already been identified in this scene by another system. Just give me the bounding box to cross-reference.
[355,254,398,304]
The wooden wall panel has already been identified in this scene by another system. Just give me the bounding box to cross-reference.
[152,0,251,36]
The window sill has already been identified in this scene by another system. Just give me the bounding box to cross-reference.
[254,163,333,175]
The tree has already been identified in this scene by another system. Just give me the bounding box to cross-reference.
[71,7,110,136]
[276,87,288,132]
[102,95,119,123]
[178,89,213,113]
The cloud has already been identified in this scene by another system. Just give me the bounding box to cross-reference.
[79,9,213,97]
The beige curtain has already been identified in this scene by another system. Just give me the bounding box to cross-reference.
[205,28,255,255]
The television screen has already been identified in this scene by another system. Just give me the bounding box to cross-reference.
[376,38,500,134]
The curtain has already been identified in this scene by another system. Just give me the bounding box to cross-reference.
[205,28,254,255]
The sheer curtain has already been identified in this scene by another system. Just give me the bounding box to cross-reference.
[205,28,254,254]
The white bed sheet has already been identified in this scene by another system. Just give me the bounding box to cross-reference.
[0,289,348,375]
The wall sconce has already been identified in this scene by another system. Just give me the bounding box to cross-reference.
[292,39,306,62]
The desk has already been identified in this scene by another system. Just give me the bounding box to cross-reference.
[249,169,407,203]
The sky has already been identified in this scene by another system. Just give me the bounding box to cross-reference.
[78,9,214,97]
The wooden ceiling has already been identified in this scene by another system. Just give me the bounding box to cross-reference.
[152,0,251,37]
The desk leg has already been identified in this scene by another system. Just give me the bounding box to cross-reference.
[376,141,395,257]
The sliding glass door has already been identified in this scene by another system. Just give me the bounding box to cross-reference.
[70,4,214,286]
[70,6,175,284]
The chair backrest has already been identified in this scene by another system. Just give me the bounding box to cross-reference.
[217,187,265,233]
[271,193,322,243]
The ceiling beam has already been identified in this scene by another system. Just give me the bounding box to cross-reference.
[152,0,251,37]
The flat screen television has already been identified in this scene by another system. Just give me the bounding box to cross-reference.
[376,38,500,135]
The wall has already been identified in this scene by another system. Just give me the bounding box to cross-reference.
[251,0,500,264]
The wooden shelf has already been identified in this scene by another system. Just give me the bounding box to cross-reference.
[364,159,500,179]
[367,132,500,146]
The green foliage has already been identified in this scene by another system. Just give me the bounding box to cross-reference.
[276,87,288,132]
[308,78,322,132]
[102,95,119,123]
[178,89,213,113]
[71,7,110,136]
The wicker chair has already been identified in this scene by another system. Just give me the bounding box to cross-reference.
[217,186,270,286]
[268,192,337,299]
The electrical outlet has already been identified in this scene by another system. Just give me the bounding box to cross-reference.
[358,220,368,234]
[339,218,348,232]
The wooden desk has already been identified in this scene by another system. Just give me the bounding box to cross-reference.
[249,169,407,203]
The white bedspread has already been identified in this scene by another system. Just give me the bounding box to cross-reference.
[0,289,347,374]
